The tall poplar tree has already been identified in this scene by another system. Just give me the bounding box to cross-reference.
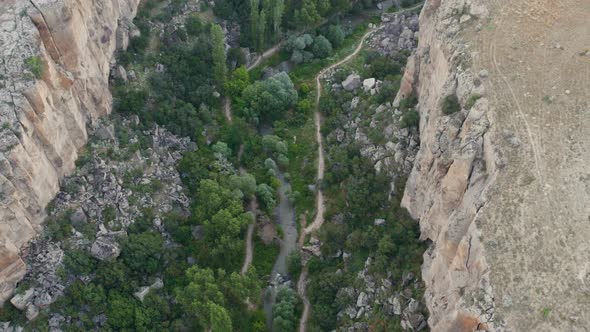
[270,0,285,39]
[257,10,267,52]
[249,0,260,48]
[210,24,227,92]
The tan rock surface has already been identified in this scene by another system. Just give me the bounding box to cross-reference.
[0,0,139,302]
[402,0,590,330]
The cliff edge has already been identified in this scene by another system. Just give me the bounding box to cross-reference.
[0,0,139,302]
[402,0,590,330]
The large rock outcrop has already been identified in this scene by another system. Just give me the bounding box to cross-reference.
[0,0,140,303]
[402,0,590,330]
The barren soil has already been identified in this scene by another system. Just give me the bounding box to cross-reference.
[471,0,590,329]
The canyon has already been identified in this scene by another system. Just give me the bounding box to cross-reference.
[1,0,589,331]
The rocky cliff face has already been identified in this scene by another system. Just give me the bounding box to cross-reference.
[400,2,496,330]
[402,0,590,330]
[0,0,140,303]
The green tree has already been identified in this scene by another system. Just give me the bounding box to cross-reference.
[121,232,164,275]
[176,266,226,329]
[257,10,267,51]
[294,0,322,26]
[225,66,250,99]
[195,179,244,220]
[209,302,233,332]
[249,0,260,47]
[311,35,332,59]
[326,25,345,47]
[107,291,136,329]
[211,24,227,92]
[212,141,232,158]
[186,15,203,36]
[262,135,288,155]
[229,173,257,198]
[272,287,298,332]
[264,0,284,39]
[256,183,276,210]
[241,72,298,123]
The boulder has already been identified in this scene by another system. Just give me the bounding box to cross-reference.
[69,207,87,224]
[342,74,361,91]
[95,125,115,141]
[134,278,164,302]
[128,70,137,81]
[116,65,127,82]
[356,292,369,307]
[26,304,39,320]
[363,78,376,91]
[10,288,34,310]
[350,96,360,109]
[33,292,52,308]
[90,236,120,261]
[407,298,419,313]
[392,296,402,315]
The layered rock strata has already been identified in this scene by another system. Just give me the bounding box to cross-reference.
[0,0,140,303]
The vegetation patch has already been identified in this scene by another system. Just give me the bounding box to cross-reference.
[442,94,461,115]
[24,56,43,79]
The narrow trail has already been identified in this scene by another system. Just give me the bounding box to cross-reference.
[297,26,380,332]
[238,144,258,276]
[297,4,423,330]
[303,27,379,235]
[240,208,256,275]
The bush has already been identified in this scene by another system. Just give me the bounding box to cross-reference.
[399,94,418,112]
[46,212,73,241]
[441,95,461,115]
[185,15,203,36]
[311,35,333,59]
[25,56,43,78]
[326,25,345,48]
[400,110,420,128]
[465,94,481,109]
[64,249,97,276]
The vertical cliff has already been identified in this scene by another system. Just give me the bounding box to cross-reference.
[0,0,140,303]
[402,0,590,330]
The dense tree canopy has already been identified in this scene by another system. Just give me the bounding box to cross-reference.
[241,72,298,123]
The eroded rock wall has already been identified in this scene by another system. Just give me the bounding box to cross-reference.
[0,0,140,302]
[400,0,499,330]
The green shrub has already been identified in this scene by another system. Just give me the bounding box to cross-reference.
[46,212,73,241]
[400,110,420,128]
[399,94,418,112]
[25,56,43,78]
[441,95,461,115]
[64,249,97,275]
[465,94,481,109]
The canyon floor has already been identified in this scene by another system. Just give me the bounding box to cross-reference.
[472,0,590,329]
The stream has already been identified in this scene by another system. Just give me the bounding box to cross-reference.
[263,170,298,329]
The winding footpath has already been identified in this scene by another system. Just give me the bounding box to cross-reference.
[297,26,380,332]
[297,4,423,330]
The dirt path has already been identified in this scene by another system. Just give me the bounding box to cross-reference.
[303,27,380,235]
[240,212,255,275]
[297,26,381,332]
[297,267,310,332]
[296,5,424,330]
[237,144,259,276]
